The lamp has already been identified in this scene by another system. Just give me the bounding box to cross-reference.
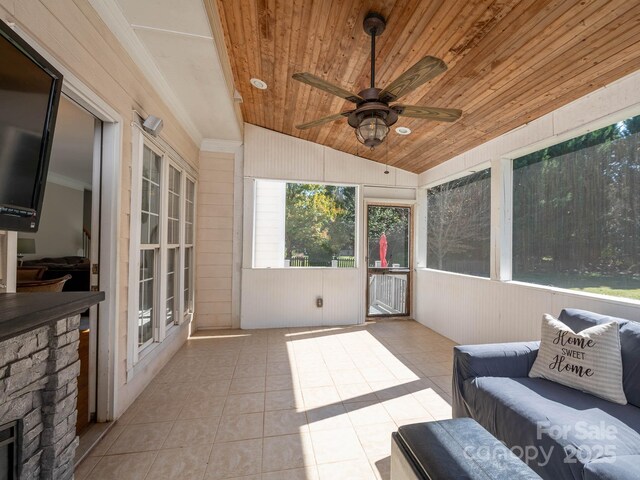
[143,114,163,136]
[355,114,389,148]
[17,238,36,266]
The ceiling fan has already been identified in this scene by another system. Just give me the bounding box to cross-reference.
[292,12,462,148]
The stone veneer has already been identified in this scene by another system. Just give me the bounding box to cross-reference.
[0,314,81,480]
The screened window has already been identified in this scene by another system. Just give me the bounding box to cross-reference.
[254,180,357,268]
[513,114,640,300]
[427,169,491,277]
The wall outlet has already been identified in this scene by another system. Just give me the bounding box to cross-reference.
[316,297,323,308]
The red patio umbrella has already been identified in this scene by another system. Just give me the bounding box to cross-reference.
[379,233,388,268]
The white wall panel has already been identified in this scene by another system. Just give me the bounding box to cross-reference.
[324,148,395,186]
[253,180,286,268]
[415,270,640,345]
[244,123,324,180]
[241,268,362,328]
[321,269,362,326]
[245,123,419,187]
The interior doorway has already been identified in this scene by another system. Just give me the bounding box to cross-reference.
[366,204,412,316]
[15,94,102,434]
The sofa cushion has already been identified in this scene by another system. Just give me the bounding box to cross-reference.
[463,376,640,479]
[584,455,640,480]
[529,314,626,404]
[560,309,640,408]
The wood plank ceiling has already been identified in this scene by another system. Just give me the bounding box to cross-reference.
[213,0,640,173]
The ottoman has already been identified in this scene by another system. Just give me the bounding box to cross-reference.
[391,418,541,480]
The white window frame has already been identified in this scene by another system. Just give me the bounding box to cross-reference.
[183,175,197,322]
[128,128,197,368]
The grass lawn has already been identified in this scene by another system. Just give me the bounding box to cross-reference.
[514,272,640,301]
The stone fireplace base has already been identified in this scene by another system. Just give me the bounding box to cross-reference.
[1,314,82,480]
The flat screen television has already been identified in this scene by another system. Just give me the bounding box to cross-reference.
[0,19,62,232]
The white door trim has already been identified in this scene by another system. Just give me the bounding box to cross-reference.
[10,23,122,422]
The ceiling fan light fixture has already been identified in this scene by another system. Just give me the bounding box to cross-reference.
[355,115,389,148]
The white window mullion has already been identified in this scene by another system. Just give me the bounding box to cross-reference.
[490,157,513,281]
[158,156,169,341]
[127,128,144,368]
[177,172,187,324]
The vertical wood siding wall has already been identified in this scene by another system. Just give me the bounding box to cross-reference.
[196,151,235,328]
[0,0,199,415]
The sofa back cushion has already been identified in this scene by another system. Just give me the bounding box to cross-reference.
[560,309,640,408]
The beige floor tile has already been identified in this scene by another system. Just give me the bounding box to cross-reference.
[262,466,319,480]
[179,394,226,419]
[306,404,352,432]
[330,369,366,385]
[262,432,316,472]
[190,378,232,397]
[205,438,262,479]
[301,386,342,408]
[381,396,431,423]
[107,422,173,455]
[429,375,453,395]
[265,389,303,411]
[355,422,397,461]
[127,398,184,425]
[233,362,266,378]
[266,361,296,376]
[264,408,308,436]
[145,445,212,480]
[344,401,393,427]
[164,417,220,448]
[237,351,267,365]
[359,367,397,383]
[223,392,265,415]
[336,383,378,403]
[317,459,377,479]
[89,424,126,456]
[75,455,100,480]
[298,370,334,389]
[89,452,157,480]
[215,412,264,443]
[266,374,296,391]
[83,320,458,479]
[229,375,267,394]
[368,381,411,402]
[371,456,391,480]
[310,428,366,465]
[201,365,235,380]
[205,354,238,367]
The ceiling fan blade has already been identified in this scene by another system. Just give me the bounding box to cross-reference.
[295,111,354,130]
[379,56,447,103]
[393,104,462,122]
[292,73,363,103]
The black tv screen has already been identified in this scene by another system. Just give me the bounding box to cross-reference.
[0,19,62,232]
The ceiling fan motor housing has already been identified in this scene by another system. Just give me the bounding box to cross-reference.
[363,12,386,37]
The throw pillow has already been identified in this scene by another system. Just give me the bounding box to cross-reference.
[529,314,627,405]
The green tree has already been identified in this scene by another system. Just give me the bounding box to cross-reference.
[285,184,356,266]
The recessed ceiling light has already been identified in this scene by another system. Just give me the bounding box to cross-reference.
[250,78,268,90]
[395,126,411,135]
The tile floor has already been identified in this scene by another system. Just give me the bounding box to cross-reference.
[76,319,455,480]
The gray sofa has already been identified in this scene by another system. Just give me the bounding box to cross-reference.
[453,308,640,480]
